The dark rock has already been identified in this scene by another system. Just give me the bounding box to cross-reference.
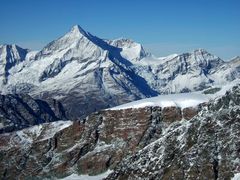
[0,93,67,133]
[0,85,240,179]
[106,85,240,180]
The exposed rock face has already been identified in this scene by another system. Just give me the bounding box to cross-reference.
[0,94,67,133]
[0,85,239,180]
[162,106,182,123]
[182,106,199,120]
[106,85,240,180]
[0,105,199,179]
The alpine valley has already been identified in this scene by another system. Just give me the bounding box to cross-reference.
[0,25,240,179]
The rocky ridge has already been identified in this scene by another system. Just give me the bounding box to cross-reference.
[1,84,240,179]
[107,85,240,179]
[0,101,199,179]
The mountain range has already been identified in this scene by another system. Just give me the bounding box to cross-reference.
[0,25,239,119]
[0,25,240,179]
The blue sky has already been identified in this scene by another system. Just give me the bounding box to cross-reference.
[0,0,239,59]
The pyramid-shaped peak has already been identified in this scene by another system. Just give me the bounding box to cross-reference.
[69,25,89,37]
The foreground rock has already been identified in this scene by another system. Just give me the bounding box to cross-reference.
[0,85,239,179]
[106,85,240,179]
[0,104,198,179]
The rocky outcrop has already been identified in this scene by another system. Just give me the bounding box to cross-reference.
[0,94,67,133]
[106,85,240,180]
[0,104,199,179]
[0,85,239,179]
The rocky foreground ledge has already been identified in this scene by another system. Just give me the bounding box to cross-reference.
[107,85,240,180]
[0,85,240,179]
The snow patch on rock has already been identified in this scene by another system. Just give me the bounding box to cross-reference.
[232,173,240,180]
[110,92,209,110]
[59,170,113,180]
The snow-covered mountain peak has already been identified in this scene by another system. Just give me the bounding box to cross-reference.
[107,38,149,61]
[69,24,89,38]
[109,38,137,48]
[35,25,104,60]
[0,44,28,63]
[0,44,29,84]
[191,48,219,60]
[193,48,209,54]
[176,48,224,67]
[230,56,240,62]
[0,25,239,118]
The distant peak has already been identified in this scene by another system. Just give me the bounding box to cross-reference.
[1,44,19,50]
[71,25,84,32]
[229,56,240,61]
[69,24,89,37]
[113,38,135,43]
[193,48,209,54]
[232,56,240,59]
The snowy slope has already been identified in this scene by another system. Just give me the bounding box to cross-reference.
[60,170,113,180]
[132,49,239,94]
[0,25,239,118]
[0,25,157,117]
[14,121,73,145]
[110,80,240,110]
[0,44,29,84]
[110,92,209,110]
[107,38,149,61]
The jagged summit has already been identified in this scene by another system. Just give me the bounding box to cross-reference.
[34,24,103,59]
[179,48,214,58]
[193,48,209,53]
[174,48,223,65]
[68,24,90,38]
[0,44,28,65]
[0,44,29,84]
[0,44,26,51]
[191,49,220,60]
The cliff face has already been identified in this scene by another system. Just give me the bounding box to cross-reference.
[0,105,199,179]
[107,85,240,180]
[1,85,239,180]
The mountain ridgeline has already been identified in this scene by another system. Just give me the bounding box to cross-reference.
[0,25,239,119]
[0,25,240,179]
